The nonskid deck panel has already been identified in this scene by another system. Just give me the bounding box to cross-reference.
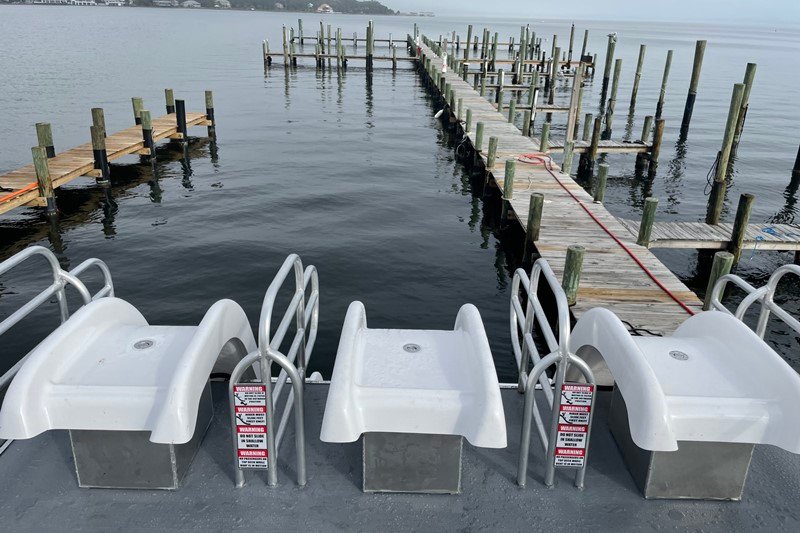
[0,383,798,530]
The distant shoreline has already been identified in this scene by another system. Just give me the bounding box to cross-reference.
[2,3,417,16]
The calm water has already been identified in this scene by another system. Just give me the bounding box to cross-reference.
[0,6,798,380]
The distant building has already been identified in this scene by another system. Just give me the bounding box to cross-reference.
[105,0,125,5]
[273,2,283,9]
[316,3,332,13]
[181,0,200,6]
[214,0,230,7]
[152,0,177,5]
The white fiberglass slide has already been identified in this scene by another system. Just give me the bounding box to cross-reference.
[321,301,507,448]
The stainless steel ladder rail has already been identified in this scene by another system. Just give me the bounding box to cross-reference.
[710,264,800,339]
[512,258,596,489]
[0,246,114,454]
[229,254,318,487]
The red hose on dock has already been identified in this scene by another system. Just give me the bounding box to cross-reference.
[516,153,696,316]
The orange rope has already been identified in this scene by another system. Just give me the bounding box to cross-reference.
[0,183,38,205]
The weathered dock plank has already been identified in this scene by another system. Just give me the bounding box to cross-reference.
[420,39,703,336]
[618,219,800,251]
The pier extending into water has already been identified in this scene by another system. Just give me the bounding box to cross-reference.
[0,91,215,218]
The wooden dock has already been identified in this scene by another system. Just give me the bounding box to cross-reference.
[0,109,210,217]
[419,38,703,335]
[617,219,800,251]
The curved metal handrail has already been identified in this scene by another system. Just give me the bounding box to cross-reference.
[711,264,800,340]
[231,254,318,488]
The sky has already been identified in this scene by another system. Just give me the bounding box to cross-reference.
[389,0,800,24]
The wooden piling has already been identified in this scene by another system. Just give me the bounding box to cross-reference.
[680,40,706,136]
[282,26,289,67]
[565,62,585,142]
[637,197,658,247]
[475,122,485,154]
[602,58,622,140]
[582,113,593,141]
[90,125,110,184]
[523,193,544,257]
[165,89,175,114]
[465,108,472,133]
[655,50,673,120]
[36,123,55,158]
[733,63,757,146]
[508,98,516,123]
[522,109,532,136]
[501,159,515,221]
[465,25,473,60]
[629,44,646,110]
[175,99,188,141]
[540,122,550,152]
[562,141,575,175]
[707,83,745,224]
[31,146,56,215]
[567,24,575,65]
[600,34,616,108]
[648,118,665,174]
[298,18,303,44]
[794,144,800,179]
[548,46,560,105]
[728,193,755,265]
[562,245,585,306]
[205,90,215,136]
[131,97,144,125]
[588,116,601,163]
[594,163,608,203]
[487,136,499,169]
[703,252,734,311]
[140,110,154,158]
[580,29,589,61]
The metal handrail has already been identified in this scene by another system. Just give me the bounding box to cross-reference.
[0,246,114,455]
[229,254,319,488]
[710,264,800,340]
[513,258,596,490]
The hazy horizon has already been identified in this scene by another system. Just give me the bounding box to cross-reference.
[389,0,800,25]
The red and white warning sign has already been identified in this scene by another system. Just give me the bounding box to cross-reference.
[554,382,594,468]
[234,384,268,469]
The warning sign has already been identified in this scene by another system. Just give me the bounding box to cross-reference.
[234,384,268,469]
[554,382,594,468]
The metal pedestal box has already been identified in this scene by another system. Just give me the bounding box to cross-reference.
[609,387,754,500]
[69,382,213,490]
[362,432,463,494]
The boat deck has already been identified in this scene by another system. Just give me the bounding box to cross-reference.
[0,383,798,531]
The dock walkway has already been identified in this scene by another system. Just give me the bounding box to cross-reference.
[0,112,208,217]
[420,39,703,335]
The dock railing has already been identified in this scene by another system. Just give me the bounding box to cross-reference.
[511,258,596,489]
[0,246,114,454]
[229,254,318,487]
[710,264,800,339]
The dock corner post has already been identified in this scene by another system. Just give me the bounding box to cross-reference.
[539,122,551,153]
[140,110,154,161]
[703,251,734,311]
[35,122,55,158]
[637,197,658,247]
[175,99,188,143]
[707,83,746,224]
[594,163,609,203]
[31,145,56,216]
[728,193,755,265]
[680,40,706,138]
[205,90,216,138]
[648,118,666,176]
[487,136,499,170]
[523,192,544,259]
[501,159,516,222]
[562,245,586,306]
[90,125,110,186]
[165,88,175,114]
[131,97,144,125]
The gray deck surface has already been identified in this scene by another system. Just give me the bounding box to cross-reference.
[1,383,799,531]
